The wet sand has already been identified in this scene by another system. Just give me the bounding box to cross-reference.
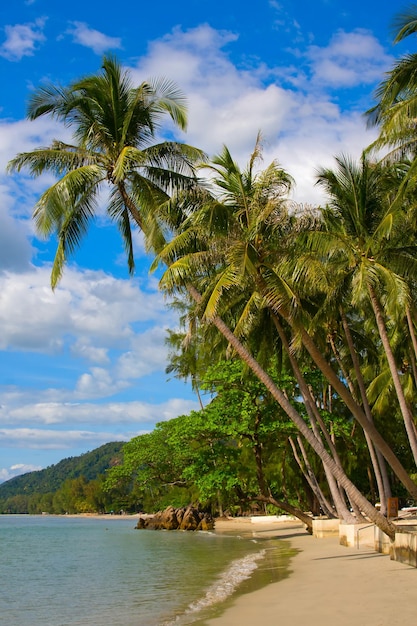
[206,518,416,625]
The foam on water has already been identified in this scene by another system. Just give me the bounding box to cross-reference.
[162,549,267,625]
[187,549,267,611]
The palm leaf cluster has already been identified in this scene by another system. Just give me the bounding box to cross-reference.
[8,55,204,286]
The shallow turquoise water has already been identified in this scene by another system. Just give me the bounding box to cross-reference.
[0,515,291,626]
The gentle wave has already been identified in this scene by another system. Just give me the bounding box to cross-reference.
[187,549,267,611]
[163,549,267,625]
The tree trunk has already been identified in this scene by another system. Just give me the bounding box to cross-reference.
[272,315,356,523]
[288,436,335,518]
[368,285,417,466]
[187,284,397,539]
[297,324,417,500]
[253,494,313,531]
[340,308,391,514]
[406,306,417,365]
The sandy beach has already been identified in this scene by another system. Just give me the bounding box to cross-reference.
[60,513,416,624]
[206,518,416,626]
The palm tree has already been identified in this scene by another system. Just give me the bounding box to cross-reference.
[367,6,417,160]
[197,144,417,502]
[8,55,204,286]
[312,153,417,465]
[155,140,417,538]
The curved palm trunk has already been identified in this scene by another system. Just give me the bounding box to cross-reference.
[340,309,391,514]
[272,315,356,522]
[187,284,396,539]
[328,330,381,517]
[118,181,145,229]
[406,306,417,364]
[296,324,417,500]
[253,494,314,531]
[194,380,205,410]
[289,436,336,518]
[252,413,269,498]
[368,285,417,466]
[406,307,417,390]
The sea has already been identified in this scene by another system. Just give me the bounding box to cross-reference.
[0,515,294,626]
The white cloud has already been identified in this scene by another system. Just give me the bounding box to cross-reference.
[307,29,393,88]
[0,266,168,354]
[0,18,46,61]
[0,116,74,274]
[0,428,129,449]
[75,367,130,399]
[0,184,33,271]
[70,340,110,364]
[2,397,199,429]
[68,21,122,54]
[0,463,42,483]
[129,24,383,204]
[0,116,66,173]
[115,326,169,379]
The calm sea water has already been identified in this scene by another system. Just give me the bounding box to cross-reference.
[0,515,293,626]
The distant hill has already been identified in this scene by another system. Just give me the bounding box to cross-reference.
[0,442,124,500]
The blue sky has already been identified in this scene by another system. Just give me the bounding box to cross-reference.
[0,0,408,482]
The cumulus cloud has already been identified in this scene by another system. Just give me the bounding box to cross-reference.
[70,340,110,365]
[0,184,33,271]
[67,21,122,54]
[75,367,130,399]
[0,18,46,61]
[0,266,168,354]
[0,116,73,273]
[115,326,170,380]
[307,29,393,88]
[129,23,385,204]
[0,463,42,483]
[0,116,66,173]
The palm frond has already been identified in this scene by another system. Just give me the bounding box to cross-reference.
[32,165,102,236]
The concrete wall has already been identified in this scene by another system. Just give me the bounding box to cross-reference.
[312,518,340,538]
[390,529,417,567]
[374,526,391,554]
[339,523,375,548]
[250,514,296,524]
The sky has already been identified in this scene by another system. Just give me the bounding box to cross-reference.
[0,0,410,482]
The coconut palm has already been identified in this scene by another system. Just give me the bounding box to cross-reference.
[8,55,204,286]
[187,144,417,504]
[311,153,417,465]
[367,6,417,160]
[155,140,417,537]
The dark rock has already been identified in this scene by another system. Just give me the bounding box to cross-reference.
[179,505,201,530]
[135,506,214,531]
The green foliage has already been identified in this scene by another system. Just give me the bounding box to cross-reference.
[104,359,354,514]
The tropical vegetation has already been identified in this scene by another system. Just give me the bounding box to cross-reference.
[6,8,417,539]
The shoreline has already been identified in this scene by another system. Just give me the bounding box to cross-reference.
[8,513,417,623]
[202,519,416,626]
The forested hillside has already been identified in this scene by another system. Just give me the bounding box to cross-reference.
[0,442,124,514]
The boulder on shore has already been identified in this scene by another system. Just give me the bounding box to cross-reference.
[135,506,214,531]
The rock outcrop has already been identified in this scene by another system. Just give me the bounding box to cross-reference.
[135,506,214,531]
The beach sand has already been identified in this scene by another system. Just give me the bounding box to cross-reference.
[61,513,416,624]
[207,518,416,626]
